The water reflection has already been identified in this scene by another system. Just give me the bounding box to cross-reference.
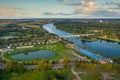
[43,24,120,58]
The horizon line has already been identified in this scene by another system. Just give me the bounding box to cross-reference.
[0,17,120,20]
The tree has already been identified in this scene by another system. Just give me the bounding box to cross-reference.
[37,60,52,71]
[62,57,71,68]
[75,58,79,63]
[86,63,97,71]
[112,64,120,73]
[4,61,13,73]
[15,63,26,73]
[90,59,99,64]
[101,63,112,71]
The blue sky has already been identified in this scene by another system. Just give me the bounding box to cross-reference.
[0,0,120,18]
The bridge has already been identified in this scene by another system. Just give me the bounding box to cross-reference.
[60,34,94,38]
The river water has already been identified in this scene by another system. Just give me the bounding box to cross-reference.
[43,24,120,60]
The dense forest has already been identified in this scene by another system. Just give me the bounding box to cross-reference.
[54,20,120,40]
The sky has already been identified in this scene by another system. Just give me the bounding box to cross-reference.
[0,0,120,19]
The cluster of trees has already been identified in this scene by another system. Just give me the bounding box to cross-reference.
[51,58,59,64]
[33,59,75,80]
[3,61,26,73]
[36,59,75,80]
[101,63,112,71]
[0,57,6,63]
[0,59,75,80]
[112,57,120,64]
[0,57,120,80]
[62,57,71,68]
[36,60,52,71]
[74,57,120,72]
[55,21,120,40]
[75,58,98,71]
[77,63,97,71]
[0,23,44,37]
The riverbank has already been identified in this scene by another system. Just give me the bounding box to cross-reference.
[96,37,120,43]
[80,38,98,42]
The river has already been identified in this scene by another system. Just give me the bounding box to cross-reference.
[43,24,120,61]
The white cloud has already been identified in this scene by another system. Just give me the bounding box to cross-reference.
[0,8,25,18]
[76,0,100,13]
[57,0,120,18]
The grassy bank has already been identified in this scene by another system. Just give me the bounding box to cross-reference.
[97,37,120,43]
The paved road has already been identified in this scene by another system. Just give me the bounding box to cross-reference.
[71,64,81,80]
[0,63,6,69]
[24,65,38,70]
[1,50,9,61]
[102,73,115,80]
[1,48,12,61]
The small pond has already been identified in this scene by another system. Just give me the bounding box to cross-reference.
[11,50,55,60]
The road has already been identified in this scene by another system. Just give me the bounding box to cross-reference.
[61,34,94,38]
[0,63,6,69]
[1,49,10,61]
[71,64,81,80]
